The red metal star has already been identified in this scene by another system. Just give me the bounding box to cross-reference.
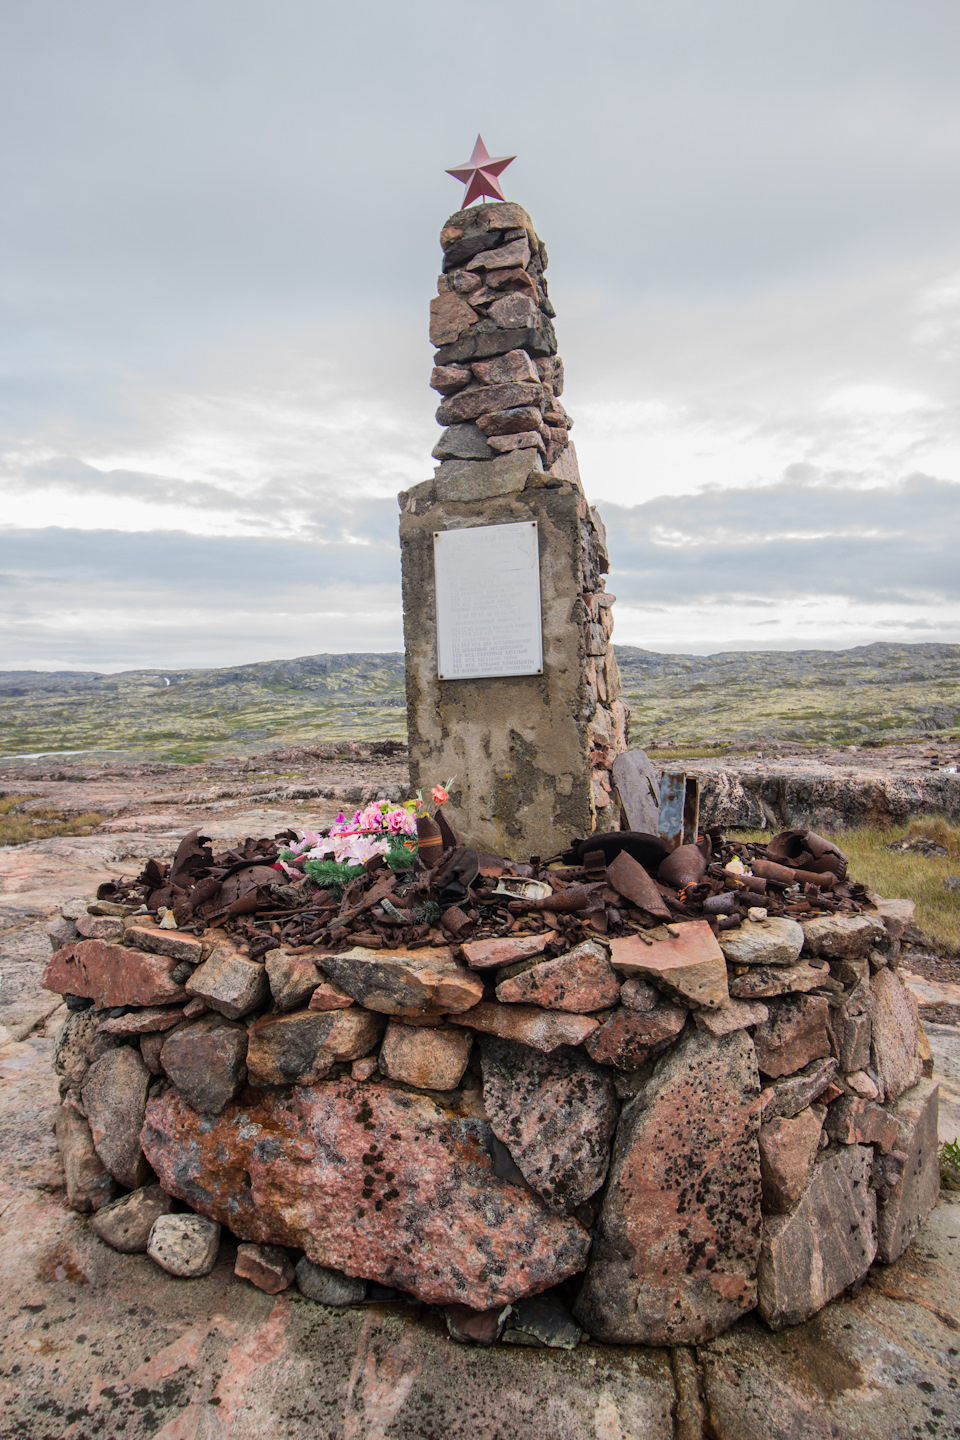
[446,135,515,207]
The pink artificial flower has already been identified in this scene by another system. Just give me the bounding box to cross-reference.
[432,784,450,807]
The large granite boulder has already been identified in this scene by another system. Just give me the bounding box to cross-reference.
[141,1079,590,1309]
[876,1079,939,1263]
[573,1027,762,1344]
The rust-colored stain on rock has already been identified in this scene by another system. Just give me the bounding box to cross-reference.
[141,1079,590,1309]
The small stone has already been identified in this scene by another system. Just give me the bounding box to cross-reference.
[752,995,832,1078]
[147,1213,220,1278]
[871,967,922,1102]
[495,941,619,1011]
[432,423,495,461]
[757,1146,877,1329]
[351,1056,379,1081]
[55,1103,117,1213]
[471,348,540,386]
[488,294,540,329]
[584,997,687,1071]
[234,1243,296,1294]
[801,914,886,960]
[316,946,483,1016]
[185,946,268,1020]
[379,1022,472,1090]
[445,1302,510,1345]
[308,979,355,1010]
[47,916,79,950]
[760,1057,839,1122]
[81,1046,151,1188]
[429,291,479,346]
[43,939,188,1009]
[728,962,826,999]
[449,1001,598,1053]
[718,918,805,968]
[465,236,531,271]
[758,1106,824,1212]
[53,1007,116,1089]
[480,1036,617,1212]
[121,924,205,964]
[459,932,556,971]
[501,1294,582,1350]
[181,997,207,1019]
[430,363,472,395]
[246,1008,384,1086]
[608,923,729,1011]
[436,380,543,427]
[295,1257,366,1306]
[475,405,544,437]
[694,998,769,1037]
[826,1094,900,1152]
[140,1032,166,1075]
[98,1006,185,1036]
[867,896,915,944]
[89,1183,172,1253]
[876,1078,939,1262]
[160,1015,248,1114]
[846,1070,880,1099]
[75,914,124,941]
[746,907,768,922]
[839,1011,872,1072]
[265,948,321,1012]
[486,431,545,454]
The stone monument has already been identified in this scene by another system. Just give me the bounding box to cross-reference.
[399,200,628,857]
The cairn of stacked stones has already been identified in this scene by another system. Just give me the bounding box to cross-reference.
[45,881,939,1343]
[402,201,628,853]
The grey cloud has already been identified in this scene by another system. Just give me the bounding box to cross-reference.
[601,472,960,607]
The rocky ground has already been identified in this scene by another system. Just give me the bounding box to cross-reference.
[1,745,959,1437]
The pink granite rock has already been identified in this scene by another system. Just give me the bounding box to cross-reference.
[876,1079,939,1262]
[757,1146,877,1329]
[608,924,728,1011]
[141,1081,590,1309]
[265,948,321,1012]
[758,1106,825,1213]
[871,968,922,1101]
[316,947,483,1016]
[122,924,205,964]
[429,291,479,346]
[583,990,687,1071]
[246,1008,383,1086]
[694,998,769,1037]
[160,1015,248,1114]
[479,1036,617,1213]
[575,1027,761,1345]
[75,914,124,941]
[449,1002,598,1052]
[825,1094,900,1153]
[459,933,557,971]
[752,995,833,1079]
[98,1007,185,1036]
[43,940,188,1009]
[727,962,826,999]
[379,1022,473,1090]
[307,979,355,1011]
[800,914,886,960]
[235,1243,296,1294]
[495,941,619,1011]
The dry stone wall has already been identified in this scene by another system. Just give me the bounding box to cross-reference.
[44,886,939,1345]
[401,201,627,856]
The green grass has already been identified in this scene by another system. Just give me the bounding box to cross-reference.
[727,816,960,954]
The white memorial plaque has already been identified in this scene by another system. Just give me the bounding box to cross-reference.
[434,521,543,680]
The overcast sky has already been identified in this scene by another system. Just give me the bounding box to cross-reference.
[2,0,959,670]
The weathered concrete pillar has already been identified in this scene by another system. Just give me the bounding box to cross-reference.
[399,201,627,858]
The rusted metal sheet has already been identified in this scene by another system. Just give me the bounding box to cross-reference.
[658,772,700,851]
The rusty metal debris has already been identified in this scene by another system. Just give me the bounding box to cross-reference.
[98,808,864,965]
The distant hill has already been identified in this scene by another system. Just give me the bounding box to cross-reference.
[1,641,957,762]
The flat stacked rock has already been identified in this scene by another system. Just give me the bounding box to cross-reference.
[44,832,940,1345]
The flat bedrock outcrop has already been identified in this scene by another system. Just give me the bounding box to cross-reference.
[573,1027,762,1345]
[141,1078,590,1309]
